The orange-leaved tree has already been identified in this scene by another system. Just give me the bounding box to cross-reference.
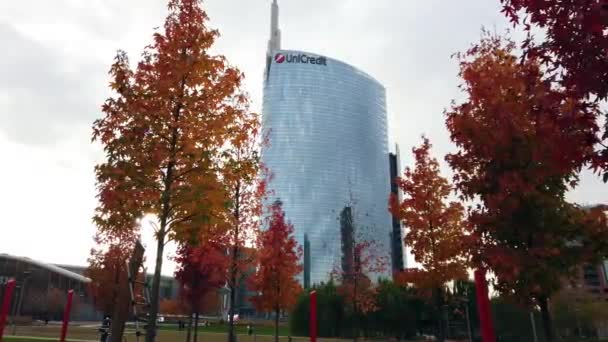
[91,0,252,339]
[445,34,607,342]
[250,200,302,342]
[389,137,468,342]
[220,106,266,342]
[174,237,228,342]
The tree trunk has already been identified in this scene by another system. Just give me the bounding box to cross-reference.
[434,287,446,342]
[194,312,200,342]
[228,182,241,342]
[146,75,182,342]
[145,231,166,342]
[353,275,358,342]
[539,295,555,342]
[186,312,193,342]
[228,263,237,342]
[274,308,280,342]
[112,261,120,316]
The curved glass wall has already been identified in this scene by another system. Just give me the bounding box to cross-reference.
[262,50,391,284]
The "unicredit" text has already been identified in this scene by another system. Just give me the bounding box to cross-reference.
[274,53,327,66]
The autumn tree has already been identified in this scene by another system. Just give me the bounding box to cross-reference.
[159,299,187,316]
[47,288,65,320]
[336,240,387,341]
[500,0,608,179]
[250,200,303,342]
[86,235,138,316]
[445,34,608,342]
[220,104,265,342]
[389,137,468,342]
[500,0,608,97]
[91,0,253,339]
[332,203,388,341]
[174,237,228,342]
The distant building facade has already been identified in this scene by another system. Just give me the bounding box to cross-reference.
[573,205,608,298]
[60,264,180,303]
[0,254,183,322]
[0,253,96,321]
[389,147,406,275]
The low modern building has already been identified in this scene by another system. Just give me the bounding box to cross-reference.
[0,253,95,321]
[0,254,183,322]
[59,264,179,303]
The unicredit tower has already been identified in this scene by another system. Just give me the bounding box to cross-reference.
[262,0,392,284]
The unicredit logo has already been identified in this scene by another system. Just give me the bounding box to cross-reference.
[274,53,327,66]
[275,53,286,63]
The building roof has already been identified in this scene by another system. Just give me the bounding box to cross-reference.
[56,264,178,282]
[0,253,91,283]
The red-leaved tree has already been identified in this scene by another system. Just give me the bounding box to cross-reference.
[335,240,387,341]
[250,200,302,342]
[500,0,608,180]
[390,137,469,342]
[446,34,608,342]
[331,202,388,341]
[174,238,229,342]
[86,234,139,316]
[159,299,187,316]
[501,0,608,99]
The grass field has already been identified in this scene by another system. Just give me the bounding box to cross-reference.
[1,325,343,342]
[3,335,315,342]
[5,328,607,342]
[153,322,290,336]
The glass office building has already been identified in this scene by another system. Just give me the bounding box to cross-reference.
[261,1,392,285]
[262,50,392,284]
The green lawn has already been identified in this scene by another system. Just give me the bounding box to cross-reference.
[3,333,319,342]
[4,338,86,342]
[154,322,290,336]
[3,325,310,342]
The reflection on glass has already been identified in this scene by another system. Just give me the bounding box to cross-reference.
[262,50,392,284]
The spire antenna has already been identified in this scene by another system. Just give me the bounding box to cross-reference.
[267,0,281,55]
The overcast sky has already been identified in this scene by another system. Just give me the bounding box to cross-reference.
[1,0,606,275]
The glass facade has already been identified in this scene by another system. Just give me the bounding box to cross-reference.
[262,50,392,284]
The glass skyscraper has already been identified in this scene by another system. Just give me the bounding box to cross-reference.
[261,1,392,284]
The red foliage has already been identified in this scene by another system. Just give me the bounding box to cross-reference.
[174,237,229,314]
[249,200,303,314]
[501,0,608,98]
[47,288,66,318]
[86,236,138,315]
[332,239,388,315]
[500,0,608,179]
[445,34,606,302]
[159,299,188,316]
